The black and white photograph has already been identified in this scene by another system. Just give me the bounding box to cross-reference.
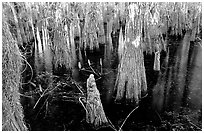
[1,1,202,131]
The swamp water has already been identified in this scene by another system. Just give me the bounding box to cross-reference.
[21,32,202,131]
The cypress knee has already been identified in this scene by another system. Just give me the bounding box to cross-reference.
[86,74,109,129]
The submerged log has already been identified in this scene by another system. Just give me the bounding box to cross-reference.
[86,74,109,129]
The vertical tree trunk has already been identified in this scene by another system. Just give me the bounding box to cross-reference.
[103,20,113,68]
[115,41,147,105]
[8,3,22,46]
[35,25,45,73]
[153,51,160,71]
[42,21,53,73]
[70,22,78,80]
[118,27,124,60]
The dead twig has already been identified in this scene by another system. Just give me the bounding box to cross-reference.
[103,71,112,75]
[44,101,49,118]
[154,110,162,122]
[88,59,100,77]
[79,97,88,114]
[119,106,139,131]
[95,77,102,81]
[100,58,103,74]
[20,55,33,85]
[185,116,202,130]
[33,87,48,109]
[18,93,33,98]
[188,121,201,130]
[33,83,60,109]
[106,117,117,131]
[34,96,50,120]
[80,69,93,73]
[141,93,148,99]
[73,82,84,95]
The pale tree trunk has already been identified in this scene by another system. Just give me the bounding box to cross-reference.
[115,40,147,106]
[70,22,78,81]
[35,25,45,74]
[103,20,113,68]
[42,21,53,73]
[152,48,169,112]
[153,51,160,71]
[118,27,125,60]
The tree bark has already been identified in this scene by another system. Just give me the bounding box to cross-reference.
[86,74,109,129]
[115,41,147,105]
[153,51,160,71]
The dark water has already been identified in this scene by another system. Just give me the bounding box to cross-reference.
[152,32,202,112]
[21,32,202,130]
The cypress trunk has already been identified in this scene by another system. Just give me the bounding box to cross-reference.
[153,51,161,71]
[115,41,147,105]
[35,25,44,73]
[103,20,113,68]
[70,22,78,80]
[118,27,124,60]
[42,22,53,73]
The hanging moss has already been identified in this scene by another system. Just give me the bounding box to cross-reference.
[2,12,27,131]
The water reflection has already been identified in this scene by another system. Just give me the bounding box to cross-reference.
[152,32,202,125]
